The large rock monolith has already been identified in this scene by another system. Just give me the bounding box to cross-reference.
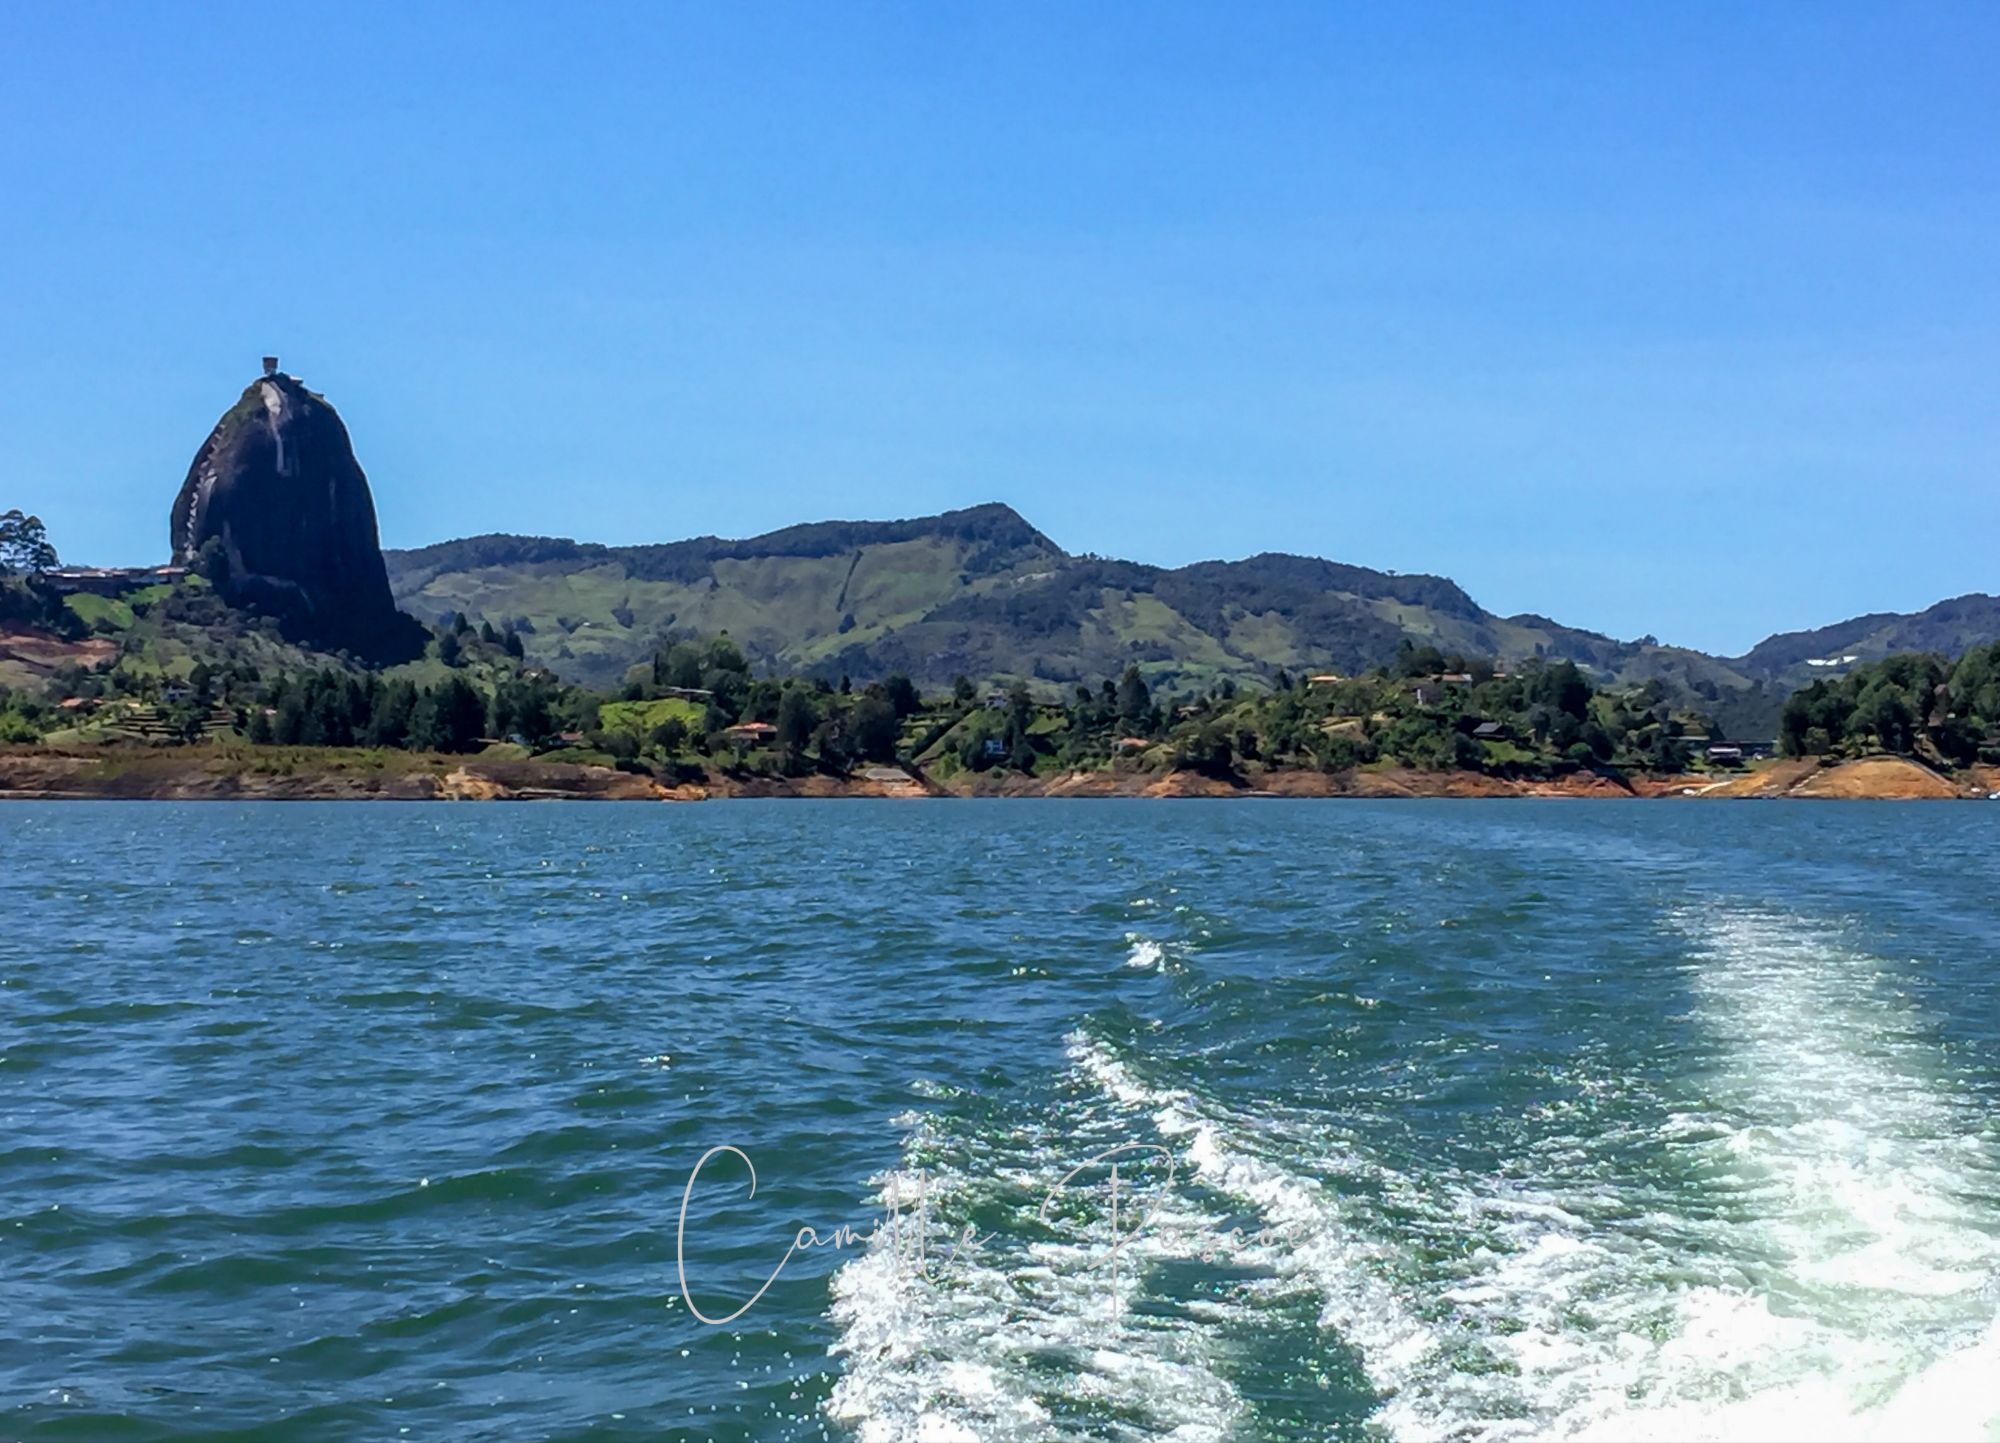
[172,364,419,657]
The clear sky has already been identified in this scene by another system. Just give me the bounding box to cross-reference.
[2,4,1995,655]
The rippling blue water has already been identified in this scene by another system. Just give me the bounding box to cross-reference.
[5,801,1999,1442]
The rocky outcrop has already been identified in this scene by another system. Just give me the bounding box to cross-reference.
[172,369,420,658]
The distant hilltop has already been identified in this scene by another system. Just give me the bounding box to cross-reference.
[384,504,1788,733]
[382,506,2000,732]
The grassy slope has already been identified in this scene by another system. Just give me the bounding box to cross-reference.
[66,590,330,685]
[46,581,534,718]
[598,697,706,735]
[384,506,1777,722]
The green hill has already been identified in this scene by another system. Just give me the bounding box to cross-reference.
[384,503,1775,726]
[15,572,534,745]
[1731,592,2000,690]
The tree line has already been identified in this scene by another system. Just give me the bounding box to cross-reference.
[39,530,2000,779]
[1780,643,2000,765]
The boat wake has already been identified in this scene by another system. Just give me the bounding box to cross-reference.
[824,1099,1255,1442]
[826,905,2000,1441]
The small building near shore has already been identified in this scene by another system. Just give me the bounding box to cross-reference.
[721,721,778,747]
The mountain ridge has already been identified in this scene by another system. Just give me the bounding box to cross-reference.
[1734,592,2000,686]
[383,502,1789,735]
[387,502,1061,578]
[385,505,1998,706]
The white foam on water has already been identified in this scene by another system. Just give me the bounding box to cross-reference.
[1607,905,2000,1441]
[1069,1035,1455,1432]
[1124,936,1167,970]
[824,1107,1250,1442]
[1070,899,2000,1443]
[1681,909,1998,1302]
[832,902,2000,1442]
[1349,906,2000,1442]
[1072,1035,1672,1441]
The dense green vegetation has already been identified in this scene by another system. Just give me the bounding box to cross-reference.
[0,510,59,576]
[9,511,1997,786]
[0,570,554,752]
[1779,644,2000,766]
[383,503,1778,734]
[0,575,82,637]
[1,557,1744,784]
[0,512,74,657]
[900,644,1715,783]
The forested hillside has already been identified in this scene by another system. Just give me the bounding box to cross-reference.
[385,503,1777,730]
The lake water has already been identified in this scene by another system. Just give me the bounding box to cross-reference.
[5,801,1999,1442]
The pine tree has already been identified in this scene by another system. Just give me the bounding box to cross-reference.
[1116,666,1152,729]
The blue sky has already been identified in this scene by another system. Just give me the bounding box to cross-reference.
[2,4,1994,655]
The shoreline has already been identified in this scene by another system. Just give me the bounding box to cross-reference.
[1,746,1990,802]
